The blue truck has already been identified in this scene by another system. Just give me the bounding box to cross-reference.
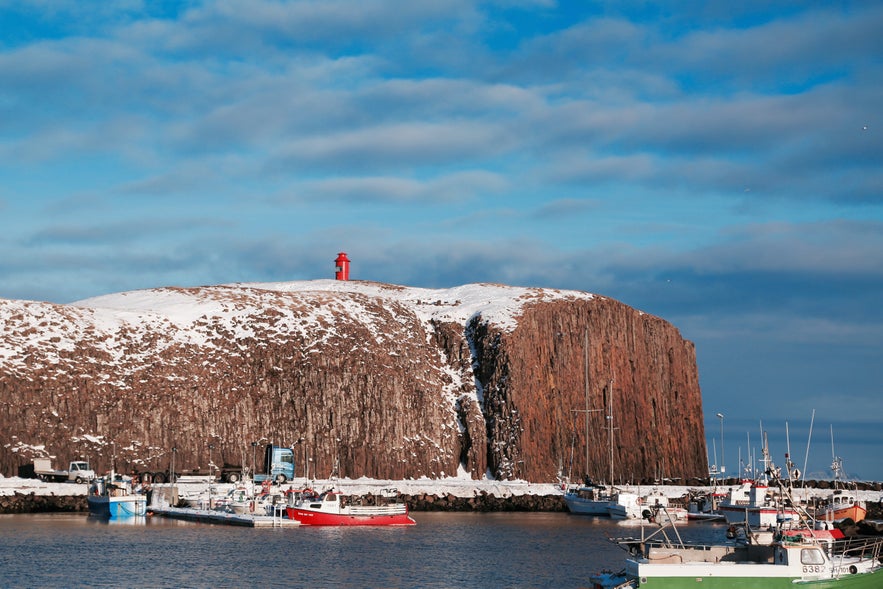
[252,444,296,484]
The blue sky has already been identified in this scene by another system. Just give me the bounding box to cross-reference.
[2,1,881,480]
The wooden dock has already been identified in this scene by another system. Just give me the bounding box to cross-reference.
[149,505,300,528]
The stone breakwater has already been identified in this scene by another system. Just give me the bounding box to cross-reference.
[0,492,86,513]
[403,492,566,512]
[0,491,566,515]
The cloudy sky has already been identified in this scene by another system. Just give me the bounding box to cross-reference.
[2,1,881,480]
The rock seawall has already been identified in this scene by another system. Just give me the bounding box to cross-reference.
[0,493,86,514]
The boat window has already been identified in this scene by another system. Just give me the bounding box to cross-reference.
[801,549,825,566]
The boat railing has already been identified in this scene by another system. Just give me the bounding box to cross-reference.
[831,535,883,561]
[346,504,409,516]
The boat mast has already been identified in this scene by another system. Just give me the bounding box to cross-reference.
[607,375,615,486]
[584,329,590,478]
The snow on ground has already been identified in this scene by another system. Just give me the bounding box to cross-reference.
[3,473,881,504]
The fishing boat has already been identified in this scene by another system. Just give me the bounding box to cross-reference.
[285,489,415,526]
[717,479,799,528]
[564,480,615,516]
[819,489,868,524]
[590,440,883,588]
[87,474,147,519]
[686,488,726,522]
[818,427,867,523]
[590,523,883,588]
[607,489,689,524]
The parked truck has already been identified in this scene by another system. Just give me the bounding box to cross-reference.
[253,444,296,484]
[138,444,295,484]
[31,458,96,483]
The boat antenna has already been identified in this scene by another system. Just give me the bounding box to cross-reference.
[830,424,844,485]
[746,431,752,479]
[802,409,814,486]
[785,421,794,487]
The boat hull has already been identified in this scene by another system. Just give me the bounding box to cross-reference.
[821,505,868,523]
[87,495,147,519]
[285,506,415,526]
[564,496,611,515]
[603,563,883,588]
[718,505,799,527]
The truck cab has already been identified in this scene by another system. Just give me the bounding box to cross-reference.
[253,444,295,484]
[68,461,96,483]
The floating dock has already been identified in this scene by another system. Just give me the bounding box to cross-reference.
[149,505,300,528]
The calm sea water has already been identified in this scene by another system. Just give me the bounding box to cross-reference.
[0,512,726,588]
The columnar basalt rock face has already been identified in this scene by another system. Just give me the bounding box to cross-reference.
[477,298,707,483]
[0,281,706,483]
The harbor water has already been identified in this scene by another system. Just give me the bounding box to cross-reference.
[0,512,727,588]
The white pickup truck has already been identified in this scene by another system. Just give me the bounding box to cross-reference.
[33,458,96,483]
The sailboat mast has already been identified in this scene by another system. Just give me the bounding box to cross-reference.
[608,376,615,486]
[584,329,590,477]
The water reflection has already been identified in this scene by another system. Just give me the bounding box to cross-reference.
[0,512,728,588]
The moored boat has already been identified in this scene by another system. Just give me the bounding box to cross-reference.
[607,489,689,524]
[87,474,147,519]
[563,481,615,516]
[818,430,867,523]
[717,479,799,528]
[285,489,415,526]
[818,489,868,524]
[590,528,883,588]
[590,440,883,588]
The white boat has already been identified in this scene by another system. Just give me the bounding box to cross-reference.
[87,474,147,519]
[591,465,883,588]
[563,481,614,515]
[607,489,689,524]
[686,489,726,521]
[591,524,883,588]
[717,479,799,527]
[565,368,618,518]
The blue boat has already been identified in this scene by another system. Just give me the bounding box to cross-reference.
[87,474,147,519]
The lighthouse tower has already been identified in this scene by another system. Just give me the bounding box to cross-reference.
[334,252,351,281]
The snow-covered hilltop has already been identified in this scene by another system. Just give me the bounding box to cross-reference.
[1,280,704,487]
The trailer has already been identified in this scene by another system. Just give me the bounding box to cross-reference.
[135,444,294,484]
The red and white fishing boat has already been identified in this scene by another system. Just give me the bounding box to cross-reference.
[285,489,416,526]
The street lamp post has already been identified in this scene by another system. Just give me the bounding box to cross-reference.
[716,413,725,480]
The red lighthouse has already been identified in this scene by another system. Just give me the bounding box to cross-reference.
[334,252,351,281]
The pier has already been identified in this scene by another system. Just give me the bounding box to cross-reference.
[149,505,300,527]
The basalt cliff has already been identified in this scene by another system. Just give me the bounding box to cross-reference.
[0,280,707,483]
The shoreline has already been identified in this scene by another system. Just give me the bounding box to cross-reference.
[3,475,882,516]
